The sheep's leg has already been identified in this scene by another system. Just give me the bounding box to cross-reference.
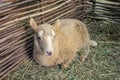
[80,45,90,62]
[63,53,76,68]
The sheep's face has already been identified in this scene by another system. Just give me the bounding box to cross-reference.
[36,24,56,56]
[30,18,60,56]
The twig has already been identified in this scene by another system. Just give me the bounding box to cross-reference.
[1,0,72,26]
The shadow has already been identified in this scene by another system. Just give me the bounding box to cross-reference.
[23,21,34,60]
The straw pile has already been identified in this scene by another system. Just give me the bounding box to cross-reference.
[0,0,88,79]
[87,0,120,23]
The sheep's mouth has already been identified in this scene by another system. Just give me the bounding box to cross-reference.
[45,51,53,56]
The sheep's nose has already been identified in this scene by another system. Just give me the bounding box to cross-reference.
[47,51,52,56]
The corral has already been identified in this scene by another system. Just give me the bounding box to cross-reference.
[0,0,120,80]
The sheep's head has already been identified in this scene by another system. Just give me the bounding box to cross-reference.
[30,18,60,56]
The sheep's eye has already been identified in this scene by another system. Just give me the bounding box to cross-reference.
[36,33,41,40]
[37,36,41,40]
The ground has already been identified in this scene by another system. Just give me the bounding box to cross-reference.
[4,19,120,80]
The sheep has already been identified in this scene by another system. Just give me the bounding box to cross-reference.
[29,18,97,68]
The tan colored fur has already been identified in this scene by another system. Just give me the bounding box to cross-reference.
[30,18,97,68]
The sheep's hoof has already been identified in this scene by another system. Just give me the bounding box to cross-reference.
[81,58,85,62]
[80,57,86,62]
[62,64,69,69]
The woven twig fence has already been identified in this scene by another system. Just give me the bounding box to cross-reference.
[87,0,120,23]
[0,0,88,79]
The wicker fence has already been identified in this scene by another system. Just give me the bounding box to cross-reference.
[87,0,120,23]
[0,0,88,79]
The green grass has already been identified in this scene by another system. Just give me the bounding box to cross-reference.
[4,19,120,80]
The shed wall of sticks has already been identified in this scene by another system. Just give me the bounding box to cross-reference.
[0,0,88,79]
[87,0,120,23]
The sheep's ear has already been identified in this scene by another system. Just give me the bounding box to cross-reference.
[30,18,38,32]
[53,19,60,30]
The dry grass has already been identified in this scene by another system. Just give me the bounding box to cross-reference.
[3,19,120,80]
